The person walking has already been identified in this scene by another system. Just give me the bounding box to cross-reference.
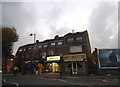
[37,63,43,75]
[35,65,38,75]
[13,65,19,76]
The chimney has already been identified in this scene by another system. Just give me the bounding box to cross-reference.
[54,35,59,39]
[72,30,74,33]
[36,40,39,43]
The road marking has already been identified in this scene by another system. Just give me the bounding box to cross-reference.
[58,79,82,85]
[3,79,19,87]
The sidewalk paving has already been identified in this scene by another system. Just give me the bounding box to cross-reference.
[40,73,119,85]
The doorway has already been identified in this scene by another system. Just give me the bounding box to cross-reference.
[66,62,83,75]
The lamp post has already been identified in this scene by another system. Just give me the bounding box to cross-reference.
[30,33,36,62]
[30,33,36,43]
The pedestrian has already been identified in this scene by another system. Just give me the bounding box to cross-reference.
[35,65,38,75]
[13,65,19,76]
[37,63,43,75]
[6,64,11,72]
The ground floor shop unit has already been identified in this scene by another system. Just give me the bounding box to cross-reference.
[45,62,60,73]
[63,53,87,75]
[65,61,86,75]
[44,56,61,73]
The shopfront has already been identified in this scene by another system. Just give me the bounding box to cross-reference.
[63,53,87,75]
[45,56,60,73]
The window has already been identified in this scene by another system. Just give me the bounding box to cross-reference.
[67,38,73,42]
[76,37,82,41]
[57,42,62,45]
[42,52,46,59]
[49,51,54,55]
[28,47,32,50]
[19,49,22,52]
[70,46,82,53]
[33,47,36,49]
[76,37,83,44]
[38,45,42,48]
[23,49,26,51]
[43,44,47,48]
[51,43,55,46]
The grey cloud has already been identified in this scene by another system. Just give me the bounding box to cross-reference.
[2,2,41,53]
[89,2,118,50]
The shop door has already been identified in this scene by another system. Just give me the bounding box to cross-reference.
[71,62,77,74]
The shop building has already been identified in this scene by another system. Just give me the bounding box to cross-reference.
[16,30,92,75]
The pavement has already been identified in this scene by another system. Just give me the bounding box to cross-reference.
[40,73,119,85]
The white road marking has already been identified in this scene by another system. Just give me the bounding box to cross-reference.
[3,79,19,87]
[58,79,82,85]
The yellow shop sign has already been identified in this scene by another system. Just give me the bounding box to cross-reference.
[47,56,60,61]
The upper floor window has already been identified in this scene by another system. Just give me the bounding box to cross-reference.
[70,46,82,53]
[43,44,47,48]
[67,38,73,42]
[38,45,42,48]
[28,47,32,50]
[76,37,83,41]
[19,49,22,52]
[57,42,62,45]
[23,49,26,51]
[49,51,54,55]
[33,47,36,49]
[51,42,55,46]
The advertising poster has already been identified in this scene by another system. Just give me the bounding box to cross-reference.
[98,49,120,69]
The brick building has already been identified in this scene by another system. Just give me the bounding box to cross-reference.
[16,30,92,75]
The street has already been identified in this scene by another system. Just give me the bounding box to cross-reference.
[2,73,119,87]
[2,74,72,86]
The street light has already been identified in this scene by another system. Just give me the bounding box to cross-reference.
[30,33,36,43]
[30,33,36,61]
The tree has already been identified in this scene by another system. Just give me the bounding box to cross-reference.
[1,26,19,66]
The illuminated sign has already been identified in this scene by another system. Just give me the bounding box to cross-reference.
[63,53,86,62]
[47,56,60,61]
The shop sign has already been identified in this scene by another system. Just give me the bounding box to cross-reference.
[47,56,60,61]
[63,53,86,62]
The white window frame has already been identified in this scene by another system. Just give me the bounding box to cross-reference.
[51,42,56,46]
[43,44,47,48]
[57,42,62,45]
[67,38,73,42]
[70,46,83,53]
[76,37,82,41]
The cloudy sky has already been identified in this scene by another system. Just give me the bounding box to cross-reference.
[1,0,119,55]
